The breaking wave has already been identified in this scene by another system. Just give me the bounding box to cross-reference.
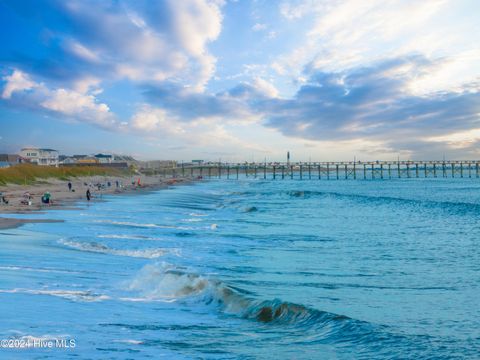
[58,239,173,259]
[125,263,350,327]
[93,220,188,229]
[96,234,161,241]
[0,265,82,274]
[229,189,480,216]
[94,220,162,228]
[0,288,109,302]
[93,219,214,231]
[119,263,445,354]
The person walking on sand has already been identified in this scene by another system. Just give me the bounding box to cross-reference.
[86,189,91,201]
[68,182,72,192]
[0,193,8,205]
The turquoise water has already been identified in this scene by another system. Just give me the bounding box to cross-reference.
[0,178,479,359]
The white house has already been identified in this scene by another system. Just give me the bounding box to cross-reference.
[94,154,113,164]
[19,148,59,166]
[60,157,78,165]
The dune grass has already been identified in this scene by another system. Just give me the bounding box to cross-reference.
[0,164,131,185]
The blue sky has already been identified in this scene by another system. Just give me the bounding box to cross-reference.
[1,0,479,161]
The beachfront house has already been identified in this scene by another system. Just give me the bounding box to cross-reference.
[19,148,59,166]
[77,157,99,164]
[60,157,78,165]
[94,153,113,164]
[0,154,22,168]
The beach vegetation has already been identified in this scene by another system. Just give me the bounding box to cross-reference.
[0,164,130,185]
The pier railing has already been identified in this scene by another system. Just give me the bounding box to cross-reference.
[156,161,480,180]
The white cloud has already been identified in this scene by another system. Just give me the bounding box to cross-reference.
[252,77,279,98]
[271,62,286,75]
[408,49,480,95]
[2,69,116,128]
[131,106,184,135]
[169,0,223,57]
[66,40,100,62]
[8,0,224,92]
[424,128,480,149]
[252,23,267,31]
[165,0,223,90]
[129,104,267,153]
[40,88,114,126]
[279,0,325,20]
[72,76,102,94]
[267,31,277,39]
[1,70,38,99]
[275,0,479,96]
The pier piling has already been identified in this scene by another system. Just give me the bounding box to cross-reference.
[182,160,480,181]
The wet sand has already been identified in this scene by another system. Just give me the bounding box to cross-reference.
[0,218,64,230]
[0,175,192,229]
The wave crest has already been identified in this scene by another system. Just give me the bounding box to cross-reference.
[0,288,109,302]
[58,239,172,259]
[126,263,349,327]
[127,263,210,300]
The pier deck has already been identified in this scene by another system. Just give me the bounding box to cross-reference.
[159,161,480,180]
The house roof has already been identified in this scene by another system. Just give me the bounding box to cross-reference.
[21,147,58,152]
[95,154,113,158]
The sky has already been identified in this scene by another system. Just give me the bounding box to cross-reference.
[0,0,479,162]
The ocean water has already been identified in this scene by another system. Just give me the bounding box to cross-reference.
[0,178,479,359]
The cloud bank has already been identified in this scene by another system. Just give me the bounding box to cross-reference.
[2,0,223,90]
[1,0,479,159]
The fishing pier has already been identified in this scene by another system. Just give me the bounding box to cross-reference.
[159,160,480,180]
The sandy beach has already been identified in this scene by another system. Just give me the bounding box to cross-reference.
[0,174,192,229]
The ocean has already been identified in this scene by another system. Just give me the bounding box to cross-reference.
[0,178,479,359]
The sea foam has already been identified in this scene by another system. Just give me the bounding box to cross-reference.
[58,239,170,259]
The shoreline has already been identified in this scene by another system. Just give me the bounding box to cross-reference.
[0,174,193,230]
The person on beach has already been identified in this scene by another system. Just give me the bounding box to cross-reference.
[0,193,8,205]
[41,192,51,205]
[86,189,91,201]
[21,192,32,206]
[68,182,72,191]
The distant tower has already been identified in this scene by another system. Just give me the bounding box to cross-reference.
[285,151,291,176]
